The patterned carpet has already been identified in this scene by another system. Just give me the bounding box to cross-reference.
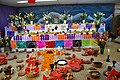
[0,41,120,80]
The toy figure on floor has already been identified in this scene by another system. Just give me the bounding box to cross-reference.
[0,54,7,65]
[82,48,99,57]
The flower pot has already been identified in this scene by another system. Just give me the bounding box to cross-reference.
[82,20,85,24]
[1,47,4,53]
[30,21,33,25]
[100,48,104,54]
[45,21,48,24]
[64,20,67,24]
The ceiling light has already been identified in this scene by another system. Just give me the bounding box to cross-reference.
[17,0,57,3]
[17,1,28,3]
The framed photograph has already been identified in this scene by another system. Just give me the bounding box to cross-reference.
[52,17,60,24]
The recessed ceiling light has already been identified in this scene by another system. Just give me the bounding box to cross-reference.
[17,0,57,3]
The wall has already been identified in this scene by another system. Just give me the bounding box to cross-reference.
[0,4,17,37]
[112,4,120,33]
[18,4,115,30]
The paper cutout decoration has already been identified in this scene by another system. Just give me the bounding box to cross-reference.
[36,41,46,48]
[27,41,36,48]
[46,41,55,48]
[90,39,98,46]
[82,40,90,46]
[17,41,27,48]
[73,40,81,47]
[7,31,14,37]
[58,34,66,40]
[64,40,73,48]
[55,40,64,48]
[10,40,17,48]
[72,23,79,29]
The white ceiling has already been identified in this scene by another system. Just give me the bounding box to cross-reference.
[0,0,120,7]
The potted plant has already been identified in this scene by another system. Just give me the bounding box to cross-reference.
[94,12,105,32]
[24,12,38,25]
[43,12,51,24]
[80,12,88,23]
[8,13,26,32]
[95,35,107,54]
[0,38,6,53]
[61,11,70,24]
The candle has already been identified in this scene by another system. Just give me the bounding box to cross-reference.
[45,68,49,75]
[108,49,110,55]
[58,46,61,51]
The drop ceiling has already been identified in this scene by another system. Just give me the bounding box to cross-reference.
[0,0,120,7]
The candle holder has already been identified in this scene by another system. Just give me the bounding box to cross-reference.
[106,55,110,62]
[50,64,54,72]
[112,60,116,67]
[54,62,57,69]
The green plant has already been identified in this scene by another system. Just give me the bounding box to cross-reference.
[43,12,51,21]
[94,12,105,25]
[95,36,107,48]
[24,12,38,21]
[8,13,26,28]
[61,11,70,20]
[80,12,88,20]
[0,38,6,48]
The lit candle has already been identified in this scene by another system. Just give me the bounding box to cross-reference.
[58,46,61,51]
[45,68,49,75]
[108,49,110,55]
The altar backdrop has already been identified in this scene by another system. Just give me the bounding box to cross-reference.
[18,4,114,31]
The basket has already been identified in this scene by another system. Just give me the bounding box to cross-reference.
[89,71,100,79]
[93,62,103,68]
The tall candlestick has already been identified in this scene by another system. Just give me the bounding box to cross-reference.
[108,49,110,55]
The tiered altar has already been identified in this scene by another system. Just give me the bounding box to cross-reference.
[4,23,106,51]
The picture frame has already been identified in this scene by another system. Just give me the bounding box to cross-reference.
[52,17,60,24]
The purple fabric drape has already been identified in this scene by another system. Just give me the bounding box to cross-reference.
[0,4,17,37]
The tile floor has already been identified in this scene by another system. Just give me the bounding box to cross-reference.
[0,41,120,80]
